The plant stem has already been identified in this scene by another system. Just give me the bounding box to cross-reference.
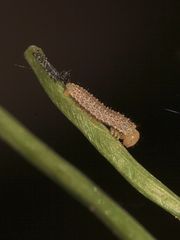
[0,106,155,240]
[24,45,180,220]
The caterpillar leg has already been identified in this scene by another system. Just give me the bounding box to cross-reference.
[110,127,124,140]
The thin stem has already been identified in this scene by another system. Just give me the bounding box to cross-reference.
[0,106,155,240]
[24,45,180,220]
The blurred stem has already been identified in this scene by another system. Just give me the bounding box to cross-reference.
[0,106,155,240]
[24,45,180,220]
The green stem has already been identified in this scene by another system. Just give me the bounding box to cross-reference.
[24,45,180,220]
[0,106,155,240]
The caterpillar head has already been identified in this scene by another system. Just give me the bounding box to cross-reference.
[123,129,140,148]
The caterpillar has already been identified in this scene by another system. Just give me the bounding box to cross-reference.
[32,49,71,82]
[33,48,140,147]
[65,83,140,147]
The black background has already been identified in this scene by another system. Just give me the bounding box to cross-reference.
[0,0,179,239]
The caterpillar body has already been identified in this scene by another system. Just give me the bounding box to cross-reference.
[65,83,140,148]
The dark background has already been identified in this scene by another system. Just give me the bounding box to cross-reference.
[0,0,179,239]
